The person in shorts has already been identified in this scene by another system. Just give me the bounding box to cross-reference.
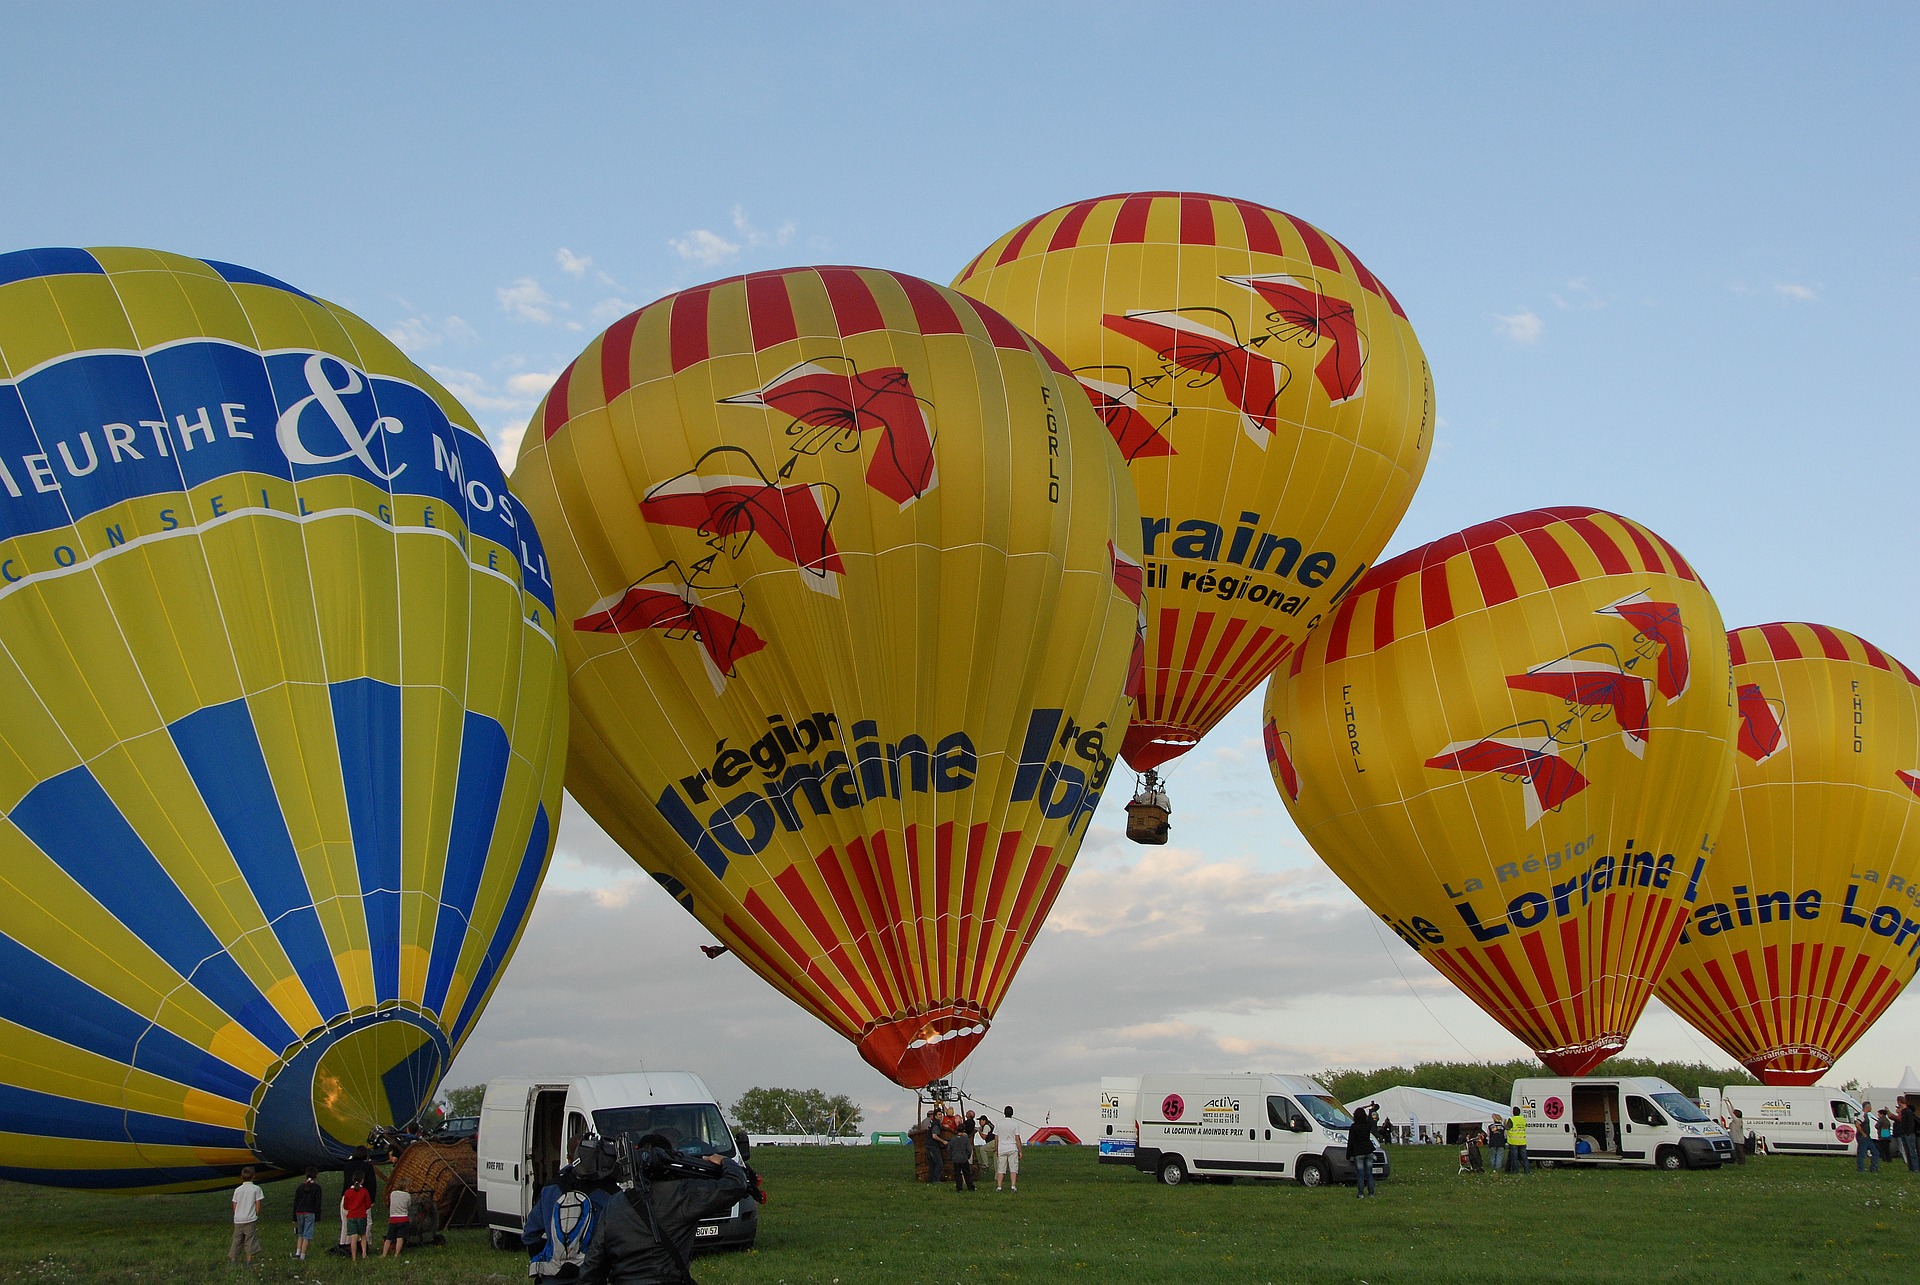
[342,1173,373,1259]
[381,1186,414,1257]
[994,1106,1023,1192]
[229,1166,264,1263]
[290,1166,323,1260]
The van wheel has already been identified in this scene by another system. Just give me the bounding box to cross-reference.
[1296,1158,1329,1188]
[1158,1156,1188,1186]
[1657,1147,1685,1171]
[489,1229,514,1251]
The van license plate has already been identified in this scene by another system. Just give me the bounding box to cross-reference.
[695,1225,719,1238]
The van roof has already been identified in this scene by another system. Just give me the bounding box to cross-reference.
[486,1072,720,1114]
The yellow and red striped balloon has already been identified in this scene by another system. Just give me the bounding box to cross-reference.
[511,267,1141,1087]
[954,192,1431,771]
[1657,624,1920,1084]
[1264,507,1737,1073]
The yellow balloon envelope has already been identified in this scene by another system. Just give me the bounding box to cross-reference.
[1656,624,1920,1084]
[511,267,1140,1087]
[0,248,566,1188]
[1264,507,1736,1073]
[954,192,1431,770]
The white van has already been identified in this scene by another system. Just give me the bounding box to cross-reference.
[1512,1076,1734,1170]
[1112,1073,1389,1187]
[1701,1085,1865,1157]
[478,1072,756,1252]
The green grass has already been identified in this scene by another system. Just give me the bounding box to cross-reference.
[0,1146,1913,1283]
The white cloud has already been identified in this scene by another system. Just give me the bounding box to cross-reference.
[669,228,742,267]
[590,297,638,324]
[556,248,592,278]
[1774,282,1818,302]
[385,314,477,353]
[1493,309,1544,344]
[499,277,564,324]
[669,207,799,268]
[506,371,559,399]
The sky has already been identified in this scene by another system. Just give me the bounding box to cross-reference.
[3,3,1915,1136]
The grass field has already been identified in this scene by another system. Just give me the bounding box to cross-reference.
[0,1144,1912,1283]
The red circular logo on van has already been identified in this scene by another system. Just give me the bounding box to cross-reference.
[1836,1125,1855,1145]
[1161,1094,1184,1121]
[1543,1097,1565,1120]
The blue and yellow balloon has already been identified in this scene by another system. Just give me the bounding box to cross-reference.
[0,248,566,1189]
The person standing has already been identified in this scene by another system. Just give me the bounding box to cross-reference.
[948,1123,976,1192]
[1506,1108,1530,1175]
[341,1174,374,1260]
[229,1166,264,1265]
[381,1185,413,1257]
[924,1111,948,1185]
[1896,1097,1919,1172]
[1877,1108,1895,1161]
[1486,1114,1507,1175]
[1347,1105,1378,1198]
[975,1112,997,1183]
[290,1167,323,1261]
[995,1107,1023,1192]
[337,1145,379,1255]
[1857,1110,1881,1173]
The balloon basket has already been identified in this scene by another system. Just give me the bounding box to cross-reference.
[1125,771,1171,845]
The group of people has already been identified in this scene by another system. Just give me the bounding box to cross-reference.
[1460,1111,1532,1176]
[226,1149,432,1266]
[1854,1096,1920,1173]
[921,1105,1024,1193]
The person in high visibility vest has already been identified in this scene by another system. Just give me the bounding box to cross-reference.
[1507,1110,1531,1175]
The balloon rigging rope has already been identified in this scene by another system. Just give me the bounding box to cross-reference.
[1365,911,1482,1061]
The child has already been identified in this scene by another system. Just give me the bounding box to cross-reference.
[229,1166,264,1264]
[381,1185,413,1257]
[342,1174,373,1259]
[290,1166,323,1260]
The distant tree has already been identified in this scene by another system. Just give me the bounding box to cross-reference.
[441,1084,486,1118]
[732,1087,865,1136]
[1319,1057,1759,1109]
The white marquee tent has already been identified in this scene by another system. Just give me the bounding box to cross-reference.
[1342,1086,1510,1143]
[1858,1065,1920,1112]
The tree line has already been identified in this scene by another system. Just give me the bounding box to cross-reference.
[1318,1057,1761,1107]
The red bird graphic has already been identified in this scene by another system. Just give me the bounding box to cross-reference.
[573,562,767,692]
[1507,657,1653,756]
[1102,308,1288,447]
[1223,273,1367,404]
[1596,592,1690,701]
[720,358,937,508]
[1075,366,1177,461]
[1264,718,1300,802]
[1735,682,1788,764]
[1426,733,1589,828]
[640,447,845,596]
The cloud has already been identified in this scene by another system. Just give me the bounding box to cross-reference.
[590,297,638,324]
[556,248,592,278]
[1773,282,1818,302]
[506,371,559,399]
[385,314,477,353]
[1493,309,1544,344]
[669,207,798,268]
[669,228,742,267]
[1550,278,1608,311]
[499,277,564,324]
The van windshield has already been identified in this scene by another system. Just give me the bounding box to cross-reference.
[1298,1095,1354,1129]
[593,1104,736,1157]
[1651,1092,1710,1124]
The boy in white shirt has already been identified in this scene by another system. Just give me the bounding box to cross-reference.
[228,1167,264,1264]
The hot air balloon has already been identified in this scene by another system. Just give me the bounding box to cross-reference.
[1263,507,1737,1073]
[953,193,1432,826]
[510,267,1140,1087]
[1656,624,1920,1084]
[0,248,566,1189]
